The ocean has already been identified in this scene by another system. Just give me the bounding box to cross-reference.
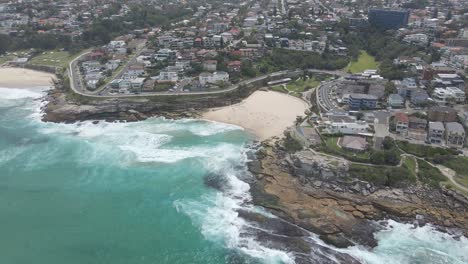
[0,87,467,264]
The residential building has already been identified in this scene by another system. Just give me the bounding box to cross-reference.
[428,122,445,144]
[368,9,410,30]
[199,71,229,86]
[387,94,405,108]
[155,49,177,61]
[348,93,378,110]
[445,122,465,148]
[432,87,465,104]
[340,136,368,152]
[410,89,430,106]
[403,33,429,46]
[130,78,146,90]
[159,71,178,82]
[428,106,458,122]
[323,121,372,136]
[395,112,409,135]
[409,116,427,130]
[203,60,217,72]
[227,60,242,72]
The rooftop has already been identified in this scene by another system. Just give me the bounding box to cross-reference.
[445,122,465,133]
[429,121,445,130]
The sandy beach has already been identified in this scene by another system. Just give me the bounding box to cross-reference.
[0,67,55,88]
[203,91,309,140]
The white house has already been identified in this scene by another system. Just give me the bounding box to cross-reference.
[322,121,372,136]
[108,40,126,49]
[199,71,229,86]
[159,71,178,82]
[432,87,465,104]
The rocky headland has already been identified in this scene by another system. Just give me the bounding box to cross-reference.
[244,139,468,254]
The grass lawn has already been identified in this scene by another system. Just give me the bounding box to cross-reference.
[435,156,468,188]
[323,136,370,160]
[417,160,447,187]
[286,77,320,93]
[0,54,15,64]
[28,50,75,69]
[154,82,173,91]
[349,163,412,187]
[345,50,379,74]
[397,141,458,158]
[403,156,418,182]
[270,85,288,93]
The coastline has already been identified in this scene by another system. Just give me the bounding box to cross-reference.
[202,90,309,141]
[245,139,468,252]
[0,67,56,89]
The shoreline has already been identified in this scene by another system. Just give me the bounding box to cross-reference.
[245,140,468,251]
[0,67,56,89]
[202,90,309,141]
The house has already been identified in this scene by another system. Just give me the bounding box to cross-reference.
[105,60,121,71]
[227,60,242,72]
[87,79,100,90]
[387,94,405,108]
[445,122,465,148]
[323,121,372,136]
[203,60,217,72]
[395,112,409,135]
[159,71,178,82]
[125,64,145,79]
[348,93,378,110]
[130,78,146,90]
[409,116,427,130]
[428,121,445,144]
[199,71,229,86]
[410,89,430,106]
[88,50,106,60]
[108,40,126,49]
[432,87,465,104]
[155,49,177,61]
[428,106,458,122]
[340,136,368,152]
[403,33,429,46]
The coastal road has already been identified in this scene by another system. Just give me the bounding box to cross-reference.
[315,79,340,112]
[67,56,344,99]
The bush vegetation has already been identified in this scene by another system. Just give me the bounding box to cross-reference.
[397,141,458,158]
[417,160,446,187]
[349,163,414,187]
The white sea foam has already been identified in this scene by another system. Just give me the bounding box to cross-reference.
[174,145,296,264]
[0,87,45,100]
[341,220,468,264]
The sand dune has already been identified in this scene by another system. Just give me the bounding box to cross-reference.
[0,67,55,88]
[203,91,309,140]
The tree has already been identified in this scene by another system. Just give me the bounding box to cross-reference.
[384,150,400,165]
[370,151,385,164]
[385,81,397,95]
[382,137,395,150]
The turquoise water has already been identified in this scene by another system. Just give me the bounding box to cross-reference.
[0,87,467,264]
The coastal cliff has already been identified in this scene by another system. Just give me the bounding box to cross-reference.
[246,139,468,251]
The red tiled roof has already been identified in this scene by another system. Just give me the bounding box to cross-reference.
[395,112,409,123]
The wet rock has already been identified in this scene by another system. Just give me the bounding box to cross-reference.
[239,210,308,237]
[247,160,262,174]
[319,234,354,248]
[342,221,379,248]
[203,173,228,191]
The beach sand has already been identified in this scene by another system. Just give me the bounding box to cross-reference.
[203,91,309,141]
[0,67,55,88]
